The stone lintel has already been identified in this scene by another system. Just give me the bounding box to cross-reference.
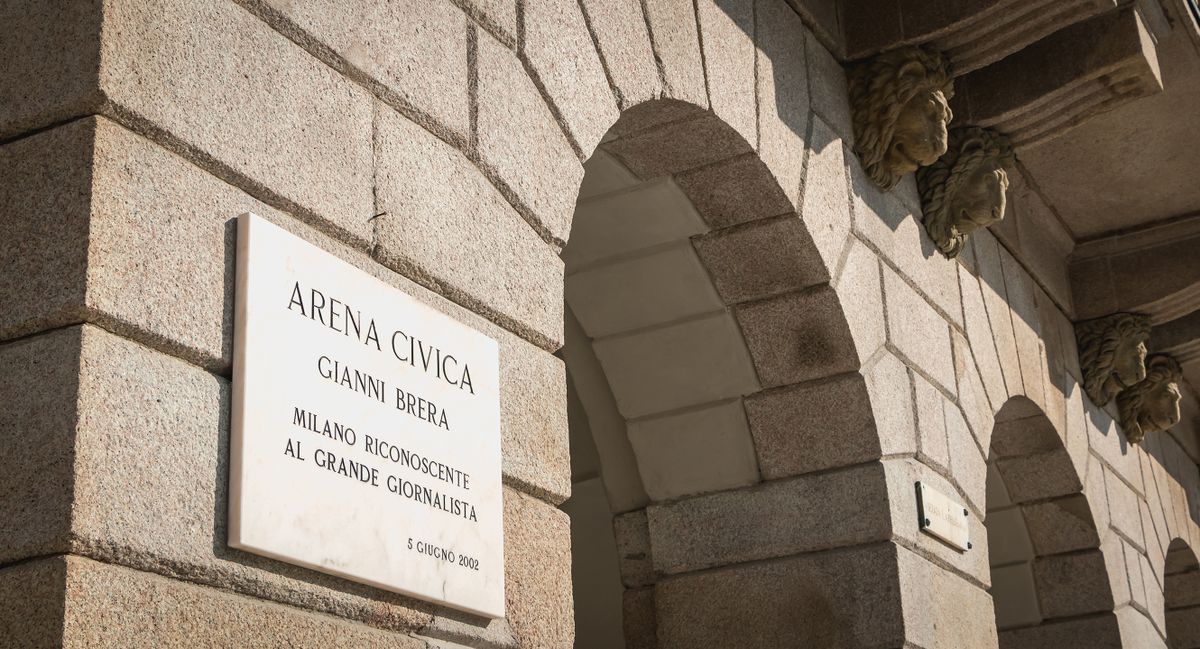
[950,7,1162,148]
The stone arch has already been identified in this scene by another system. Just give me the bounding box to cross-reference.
[1166,538,1200,648]
[560,98,900,649]
[985,396,1123,647]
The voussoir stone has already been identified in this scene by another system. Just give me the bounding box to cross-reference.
[755,0,811,210]
[98,0,376,245]
[476,30,583,244]
[694,214,828,304]
[695,0,757,146]
[735,285,859,388]
[641,0,707,106]
[579,0,661,108]
[375,104,565,349]
[521,0,620,155]
[0,556,66,647]
[260,0,470,143]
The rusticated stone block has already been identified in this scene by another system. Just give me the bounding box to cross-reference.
[0,1,103,140]
[0,328,80,565]
[475,30,582,243]
[897,546,997,649]
[521,0,619,155]
[259,0,470,142]
[834,240,886,362]
[806,30,852,141]
[998,614,1122,649]
[641,0,707,106]
[60,555,425,647]
[695,0,756,145]
[675,154,795,229]
[694,214,827,304]
[1022,495,1101,556]
[99,0,375,244]
[0,556,65,648]
[735,285,859,388]
[1033,551,1114,619]
[623,587,657,649]
[655,543,905,648]
[504,488,574,649]
[375,103,564,349]
[605,112,753,179]
[613,510,654,588]
[580,0,661,107]
[744,373,881,478]
[0,120,91,344]
[755,0,810,210]
[995,450,1082,505]
[802,118,851,274]
[647,462,891,574]
[458,0,517,45]
[883,265,956,394]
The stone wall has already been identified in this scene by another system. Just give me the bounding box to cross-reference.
[1,1,1197,648]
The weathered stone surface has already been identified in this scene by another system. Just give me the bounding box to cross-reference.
[1086,400,1143,489]
[974,232,1025,394]
[458,0,517,45]
[735,285,859,388]
[694,214,827,304]
[898,545,997,649]
[744,373,881,477]
[883,265,956,394]
[641,0,707,106]
[952,331,996,454]
[998,614,1123,649]
[806,29,852,141]
[1106,467,1146,550]
[695,0,756,146]
[995,450,1081,504]
[375,104,564,348]
[504,488,574,649]
[946,404,988,516]
[1023,495,1100,556]
[1034,551,1115,619]
[260,0,469,142]
[834,240,886,363]
[999,247,1048,404]
[476,30,582,243]
[0,329,79,565]
[655,543,905,648]
[521,0,619,155]
[580,0,661,108]
[0,556,65,648]
[801,117,851,276]
[1117,605,1169,649]
[0,1,102,140]
[914,374,951,473]
[623,587,657,649]
[1101,532,1131,607]
[61,555,426,648]
[613,510,654,588]
[648,462,891,574]
[0,120,91,343]
[849,153,962,325]
[865,351,918,458]
[605,112,752,178]
[626,399,760,500]
[99,0,375,244]
[676,154,794,229]
[755,0,810,209]
[497,337,571,504]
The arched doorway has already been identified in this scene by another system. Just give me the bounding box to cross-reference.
[558,99,893,648]
[1166,539,1200,648]
[986,397,1122,647]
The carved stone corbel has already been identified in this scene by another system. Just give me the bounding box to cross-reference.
[849,46,955,190]
[1117,354,1184,444]
[1075,313,1152,406]
[915,127,1014,258]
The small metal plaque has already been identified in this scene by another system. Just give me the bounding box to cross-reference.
[915,481,971,552]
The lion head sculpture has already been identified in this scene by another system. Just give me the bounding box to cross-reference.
[916,127,1015,258]
[1117,354,1183,444]
[850,46,955,190]
[1076,313,1152,406]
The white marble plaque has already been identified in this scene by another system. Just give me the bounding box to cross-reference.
[916,481,971,552]
[230,213,504,617]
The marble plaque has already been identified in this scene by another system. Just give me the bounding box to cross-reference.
[230,213,504,617]
[915,481,970,552]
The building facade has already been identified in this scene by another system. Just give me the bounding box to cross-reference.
[3,0,1200,647]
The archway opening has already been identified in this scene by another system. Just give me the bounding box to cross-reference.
[557,98,856,648]
[1166,539,1200,648]
[985,397,1121,646]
